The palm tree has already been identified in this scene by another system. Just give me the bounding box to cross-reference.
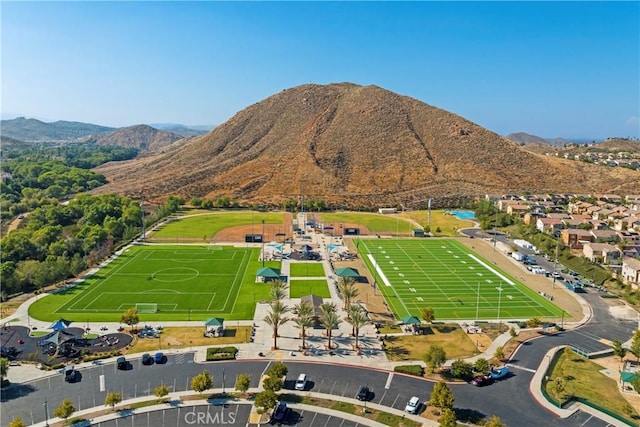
[269,280,288,301]
[292,301,314,349]
[319,302,341,350]
[346,304,369,349]
[264,300,290,350]
[338,277,359,311]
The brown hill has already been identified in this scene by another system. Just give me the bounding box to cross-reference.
[83,124,184,152]
[93,83,640,206]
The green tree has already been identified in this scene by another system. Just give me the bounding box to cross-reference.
[451,359,474,380]
[8,417,26,427]
[264,300,290,350]
[120,307,139,329]
[267,362,288,379]
[319,302,341,350]
[630,329,640,362]
[439,408,457,427]
[235,373,251,394]
[154,383,170,399]
[474,358,490,374]
[53,398,75,420]
[421,306,435,324]
[493,346,505,361]
[430,380,454,410]
[104,392,122,409]
[423,345,447,373]
[263,375,284,392]
[612,339,627,365]
[337,277,359,311]
[292,301,314,349]
[191,370,213,394]
[0,357,8,382]
[485,415,507,427]
[269,280,288,301]
[254,390,278,414]
[346,304,369,349]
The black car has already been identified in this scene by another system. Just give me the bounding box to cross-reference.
[142,353,153,365]
[356,385,371,401]
[471,374,494,387]
[271,401,289,422]
[116,356,128,370]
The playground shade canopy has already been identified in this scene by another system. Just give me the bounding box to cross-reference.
[256,267,281,278]
[402,316,421,325]
[50,319,72,330]
[335,267,360,277]
[204,318,225,327]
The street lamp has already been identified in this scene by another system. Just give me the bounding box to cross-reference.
[495,286,503,327]
[261,219,265,268]
[43,400,49,427]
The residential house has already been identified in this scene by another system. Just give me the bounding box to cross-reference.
[537,218,563,235]
[561,229,594,249]
[568,201,593,215]
[562,218,586,229]
[523,212,544,226]
[621,257,640,289]
[583,243,620,264]
[622,245,640,259]
[590,229,620,243]
[506,204,530,217]
[617,230,640,244]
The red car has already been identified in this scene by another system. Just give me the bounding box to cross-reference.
[17,339,24,344]
[471,375,494,387]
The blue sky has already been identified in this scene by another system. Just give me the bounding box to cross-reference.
[2,1,638,139]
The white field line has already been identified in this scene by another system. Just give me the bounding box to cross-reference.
[468,254,514,286]
[367,253,391,287]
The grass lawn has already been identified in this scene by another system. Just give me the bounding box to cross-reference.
[546,350,639,425]
[289,280,331,298]
[356,238,564,321]
[126,326,251,354]
[29,245,277,322]
[315,212,415,235]
[383,323,478,361]
[399,210,475,236]
[152,211,285,239]
[289,262,326,277]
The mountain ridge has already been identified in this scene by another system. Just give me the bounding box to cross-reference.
[93,83,640,206]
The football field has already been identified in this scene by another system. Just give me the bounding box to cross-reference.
[357,238,564,321]
[31,245,274,321]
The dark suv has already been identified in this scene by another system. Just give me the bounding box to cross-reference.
[356,385,371,401]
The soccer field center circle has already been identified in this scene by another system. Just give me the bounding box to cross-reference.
[150,267,200,282]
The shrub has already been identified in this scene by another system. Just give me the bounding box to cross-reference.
[206,347,238,361]
[394,365,424,376]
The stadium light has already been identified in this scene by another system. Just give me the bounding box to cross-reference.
[495,286,503,326]
[261,219,265,268]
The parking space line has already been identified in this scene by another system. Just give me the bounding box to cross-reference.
[324,415,332,427]
[384,372,394,389]
[341,382,349,396]
[296,410,304,426]
[391,394,399,409]
[377,389,388,404]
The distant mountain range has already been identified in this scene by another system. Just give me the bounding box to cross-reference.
[0,117,214,151]
[504,132,594,146]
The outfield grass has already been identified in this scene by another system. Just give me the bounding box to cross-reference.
[152,211,285,239]
[399,210,474,236]
[314,212,415,235]
[289,280,331,298]
[29,245,278,322]
[356,238,564,321]
[289,262,326,277]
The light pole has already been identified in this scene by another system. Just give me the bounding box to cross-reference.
[261,219,265,268]
[475,282,481,322]
[43,400,49,427]
[552,240,559,289]
[496,285,503,327]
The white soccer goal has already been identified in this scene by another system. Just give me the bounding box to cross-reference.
[135,303,158,314]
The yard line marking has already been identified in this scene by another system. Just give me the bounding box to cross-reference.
[468,254,514,286]
[385,372,394,389]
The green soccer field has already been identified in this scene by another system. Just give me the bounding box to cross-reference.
[356,238,565,321]
[29,245,278,322]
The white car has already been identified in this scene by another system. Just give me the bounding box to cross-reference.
[405,396,420,413]
[295,373,307,390]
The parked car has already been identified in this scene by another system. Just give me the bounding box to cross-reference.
[356,385,371,401]
[154,352,165,364]
[116,356,128,370]
[64,366,77,383]
[142,353,153,365]
[471,374,494,387]
[271,401,290,422]
[405,396,420,414]
[489,365,509,380]
[295,373,307,390]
